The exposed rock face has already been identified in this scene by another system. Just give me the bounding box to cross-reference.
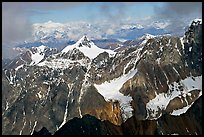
[54,114,121,135]
[2,19,202,135]
[33,96,202,135]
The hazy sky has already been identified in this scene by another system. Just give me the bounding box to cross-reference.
[2,2,202,59]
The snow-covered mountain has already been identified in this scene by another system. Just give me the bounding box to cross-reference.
[61,36,115,59]
[32,20,171,42]
[2,19,202,135]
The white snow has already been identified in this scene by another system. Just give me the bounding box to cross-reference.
[78,107,83,118]
[30,45,47,66]
[193,18,202,22]
[172,67,180,76]
[182,75,202,90]
[180,37,185,49]
[191,18,202,25]
[117,38,128,42]
[38,58,88,69]
[175,43,182,56]
[5,101,9,110]
[37,92,42,99]
[171,104,192,116]
[170,133,179,135]
[159,46,163,52]
[123,60,133,74]
[37,45,47,51]
[31,121,37,135]
[9,71,14,85]
[58,90,70,129]
[94,68,138,121]
[58,83,73,130]
[156,58,161,64]
[189,47,192,52]
[139,33,156,45]
[78,62,91,111]
[15,64,24,71]
[43,81,49,85]
[62,36,116,59]
[146,75,202,119]
[45,85,51,101]
[30,53,44,65]
[19,119,26,135]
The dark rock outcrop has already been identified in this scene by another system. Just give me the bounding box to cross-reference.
[33,96,202,135]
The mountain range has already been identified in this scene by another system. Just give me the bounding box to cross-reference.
[2,19,202,135]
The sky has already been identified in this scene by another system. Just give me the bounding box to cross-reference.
[28,2,162,23]
[2,2,202,59]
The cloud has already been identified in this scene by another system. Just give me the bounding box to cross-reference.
[155,2,202,19]
[153,2,202,33]
[2,3,33,44]
[2,2,84,59]
[99,3,130,26]
[2,2,83,44]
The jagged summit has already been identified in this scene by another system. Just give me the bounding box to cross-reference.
[75,35,93,48]
[61,35,115,59]
[192,18,202,25]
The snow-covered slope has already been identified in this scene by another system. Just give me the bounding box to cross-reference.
[146,75,202,119]
[94,69,138,121]
[138,33,156,45]
[62,36,116,59]
[30,45,47,65]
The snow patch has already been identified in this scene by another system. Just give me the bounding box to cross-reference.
[94,69,138,121]
[189,47,192,52]
[58,87,71,129]
[31,121,37,135]
[156,58,161,64]
[15,64,24,71]
[146,75,202,119]
[30,45,47,66]
[19,119,26,135]
[171,104,192,116]
[180,37,185,50]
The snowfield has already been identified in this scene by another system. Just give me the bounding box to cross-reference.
[94,68,138,121]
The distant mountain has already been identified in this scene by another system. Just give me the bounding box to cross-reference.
[13,20,172,52]
[15,40,75,51]
[32,20,171,42]
[109,26,168,40]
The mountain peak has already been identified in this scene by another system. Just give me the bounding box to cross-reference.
[138,33,156,41]
[76,35,92,48]
[191,18,202,26]
[61,36,115,59]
